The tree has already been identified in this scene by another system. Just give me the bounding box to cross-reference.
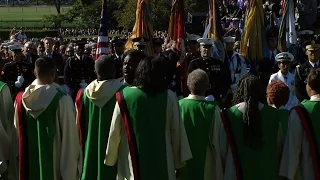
[29,0,75,14]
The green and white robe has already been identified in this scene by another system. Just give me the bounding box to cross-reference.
[179,95,223,180]
[280,94,320,180]
[104,87,192,180]
[14,83,82,180]
[220,103,283,180]
[75,79,125,180]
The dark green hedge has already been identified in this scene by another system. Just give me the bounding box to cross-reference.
[0,30,59,40]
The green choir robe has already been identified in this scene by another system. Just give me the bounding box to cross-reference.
[104,87,192,180]
[220,103,283,180]
[179,95,223,180]
[280,95,320,180]
[14,83,81,180]
[76,79,125,180]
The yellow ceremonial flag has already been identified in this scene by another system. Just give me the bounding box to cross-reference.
[125,0,154,56]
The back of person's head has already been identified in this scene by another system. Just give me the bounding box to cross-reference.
[133,56,168,95]
[95,54,115,80]
[232,75,264,148]
[125,49,146,63]
[267,81,290,108]
[34,57,56,83]
[307,69,320,95]
[187,69,209,96]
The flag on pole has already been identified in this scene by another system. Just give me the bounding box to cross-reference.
[96,0,109,60]
[278,0,297,56]
[240,0,266,61]
[168,0,186,64]
[203,0,225,61]
[125,0,154,56]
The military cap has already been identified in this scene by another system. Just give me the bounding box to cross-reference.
[76,39,86,48]
[275,52,294,62]
[111,36,126,45]
[153,37,164,45]
[306,40,320,51]
[266,26,279,38]
[187,34,201,43]
[298,30,314,36]
[197,38,214,46]
[132,37,149,46]
[224,36,236,43]
[8,43,23,52]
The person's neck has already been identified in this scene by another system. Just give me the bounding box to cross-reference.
[46,50,52,54]
[280,71,289,76]
[269,48,276,51]
[309,59,319,64]
[125,78,133,85]
[191,93,205,97]
[37,79,53,85]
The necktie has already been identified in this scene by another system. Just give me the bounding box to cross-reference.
[284,76,287,83]
[271,52,275,65]
[314,64,318,68]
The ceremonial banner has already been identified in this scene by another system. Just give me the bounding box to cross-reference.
[125,0,154,56]
[240,0,266,61]
[168,0,186,64]
[278,0,297,56]
[203,0,225,61]
[96,0,109,59]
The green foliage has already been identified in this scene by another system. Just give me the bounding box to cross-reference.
[0,30,58,39]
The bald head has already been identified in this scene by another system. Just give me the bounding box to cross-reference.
[187,69,210,95]
[95,55,115,80]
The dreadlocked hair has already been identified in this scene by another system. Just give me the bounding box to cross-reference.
[233,75,265,148]
[232,74,251,105]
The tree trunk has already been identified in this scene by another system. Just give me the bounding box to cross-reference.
[54,0,61,14]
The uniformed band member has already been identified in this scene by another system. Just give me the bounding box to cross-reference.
[153,37,164,56]
[64,40,95,99]
[188,38,231,105]
[132,37,149,54]
[294,41,320,102]
[1,43,34,98]
[269,52,298,109]
[110,37,126,78]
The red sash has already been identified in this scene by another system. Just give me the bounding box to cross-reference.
[293,105,320,180]
[75,88,84,147]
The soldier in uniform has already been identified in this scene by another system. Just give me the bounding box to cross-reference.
[132,37,149,54]
[110,37,126,78]
[188,38,231,106]
[294,41,320,102]
[1,43,34,98]
[153,37,164,56]
[64,40,95,99]
[23,41,39,67]
[295,30,314,67]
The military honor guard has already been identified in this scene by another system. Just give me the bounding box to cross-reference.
[153,37,164,56]
[110,37,126,78]
[132,37,149,54]
[224,36,247,91]
[1,43,34,98]
[280,69,320,180]
[294,41,320,102]
[188,38,231,106]
[296,30,314,66]
[269,52,299,109]
[64,40,95,100]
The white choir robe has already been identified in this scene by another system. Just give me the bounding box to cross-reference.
[268,71,299,110]
[229,52,247,90]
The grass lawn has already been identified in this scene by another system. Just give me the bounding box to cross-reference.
[0,6,72,27]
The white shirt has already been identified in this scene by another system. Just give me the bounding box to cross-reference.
[268,71,299,110]
[228,52,247,90]
[308,60,319,68]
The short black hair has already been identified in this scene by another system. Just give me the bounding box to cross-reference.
[95,54,115,80]
[125,49,146,63]
[307,69,320,93]
[34,57,56,77]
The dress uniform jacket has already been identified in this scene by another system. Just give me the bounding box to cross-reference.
[294,61,318,102]
[43,52,64,84]
[112,54,125,79]
[1,61,34,98]
[187,57,231,102]
[269,71,299,109]
[64,54,95,99]
[228,52,247,90]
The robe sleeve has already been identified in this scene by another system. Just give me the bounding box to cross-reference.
[219,120,228,172]
[104,102,122,166]
[0,85,14,135]
[168,90,192,169]
[277,123,284,163]
[58,95,82,180]
[279,109,303,179]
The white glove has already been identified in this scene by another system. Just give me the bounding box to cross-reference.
[205,95,215,101]
[15,76,25,88]
[79,82,88,89]
[17,76,24,83]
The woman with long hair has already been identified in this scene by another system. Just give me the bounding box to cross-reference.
[220,75,282,180]
[105,56,192,180]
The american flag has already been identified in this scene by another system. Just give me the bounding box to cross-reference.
[96,0,109,60]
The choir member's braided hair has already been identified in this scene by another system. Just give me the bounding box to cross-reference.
[133,56,168,96]
[232,75,264,148]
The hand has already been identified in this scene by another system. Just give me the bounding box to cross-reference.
[175,169,182,179]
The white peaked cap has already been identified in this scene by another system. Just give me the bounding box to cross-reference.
[187,34,201,41]
[224,36,236,43]
[197,38,214,46]
[275,52,294,62]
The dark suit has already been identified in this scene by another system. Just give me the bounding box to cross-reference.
[43,52,64,83]
[111,54,125,79]
[294,61,317,102]
[64,54,95,99]
[188,57,231,102]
